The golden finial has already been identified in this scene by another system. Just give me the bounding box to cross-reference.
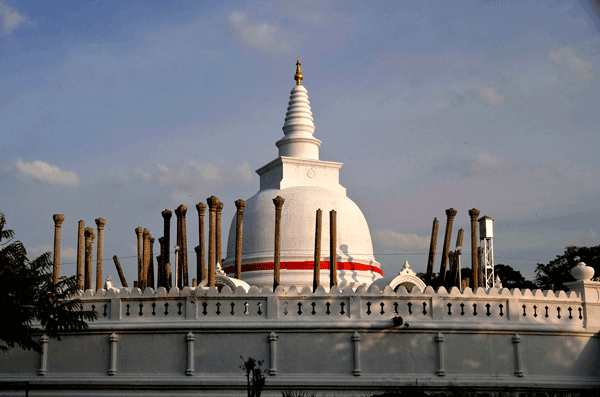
[294,58,303,85]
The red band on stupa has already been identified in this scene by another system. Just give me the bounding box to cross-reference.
[222,261,383,275]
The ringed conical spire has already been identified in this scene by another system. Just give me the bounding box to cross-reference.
[276,60,321,160]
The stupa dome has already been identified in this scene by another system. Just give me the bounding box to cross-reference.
[222,60,381,289]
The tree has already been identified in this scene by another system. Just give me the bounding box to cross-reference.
[494,264,537,290]
[535,245,600,291]
[0,212,97,353]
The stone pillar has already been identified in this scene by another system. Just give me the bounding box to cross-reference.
[468,208,480,289]
[135,227,144,288]
[439,208,457,285]
[76,220,85,290]
[94,218,106,290]
[112,255,128,287]
[234,199,246,280]
[330,210,337,288]
[175,205,188,288]
[52,214,65,287]
[84,227,95,290]
[148,236,155,289]
[194,246,201,285]
[196,203,207,282]
[453,228,464,287]
[313,209,322,292]
[141,229,150,290]
[273,196,285,290]
[158,237,165,288]
[206,196,220,287]
[425,218,439,284]
[216,202,224,266]
[165,261,172,289]
[161,209,172,281]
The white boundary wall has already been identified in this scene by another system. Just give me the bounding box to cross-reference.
[1,281,599,396]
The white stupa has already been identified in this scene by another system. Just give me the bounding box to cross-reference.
[222,60,381,289]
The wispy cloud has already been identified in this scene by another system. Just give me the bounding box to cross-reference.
[228,11,294,53]
[549,47,592,81]
[0,1,27,34]
[27,244,77,261]
[15,159,79,186]
[373,229,430,251]
[131,159,254,204]
[478,87,504,106]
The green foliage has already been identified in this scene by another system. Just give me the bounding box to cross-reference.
[494,264,537,290]
[0,212,97,353]
[535,245,600,291]
[240,356,267,397]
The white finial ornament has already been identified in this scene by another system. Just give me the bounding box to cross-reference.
[571,256,595,281]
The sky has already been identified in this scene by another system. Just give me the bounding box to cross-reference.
[1,0,599,287]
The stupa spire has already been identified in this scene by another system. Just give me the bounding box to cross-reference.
[276,60,321,160]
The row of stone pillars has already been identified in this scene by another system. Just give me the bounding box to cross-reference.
[425,208,481,290]
[51,215,119,292]
[138,196,247,290]
[311,208,338,292]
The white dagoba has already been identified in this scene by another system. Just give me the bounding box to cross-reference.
[223,60,382,289]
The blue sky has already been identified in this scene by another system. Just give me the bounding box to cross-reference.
[1,0,599,286]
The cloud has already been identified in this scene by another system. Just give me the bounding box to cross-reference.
[373,229,430,251]
[549,48,592,81]
[27,244,77,261]
[478,87,504,106]
[15,159,79,186]
[0,1,27,34]
[228,11,294,53]
[132,159,255,204]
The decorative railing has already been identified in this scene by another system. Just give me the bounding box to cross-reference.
[76,283,587,330]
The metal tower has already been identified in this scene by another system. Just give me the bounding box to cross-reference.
[478,216,495,289]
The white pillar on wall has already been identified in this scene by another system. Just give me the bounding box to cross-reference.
[435,332,445,376]
[109,333,118,376]
[186,332,195,376]
[512,333,523,377]
[352,331,361,376]
[38,334,49,376]
[269,331,278,375]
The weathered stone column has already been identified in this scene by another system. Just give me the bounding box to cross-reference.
[158,237,165,288]
[273,196,285,290]
[142,229,150,290]
[330,210,338,288]
[148,236,155,289]
[84,227,95,290]
[439,208,457,284]
[52,214,65,287]
[206,196,220,287]
[76,220,85,290]
[95,218,106,291]
[425,218,439,284]
[453,228,464,287]
[468,208,481,289]
[194,246,201,285]
[234,199,246,279]
[175,205,188,288]
[161,209,172,280]
[313,209,322,292]
[216,202,224,266]
[135,227,144,288]
[196,203,207,282]
[165,260,172,288]
[112,255,128,287]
